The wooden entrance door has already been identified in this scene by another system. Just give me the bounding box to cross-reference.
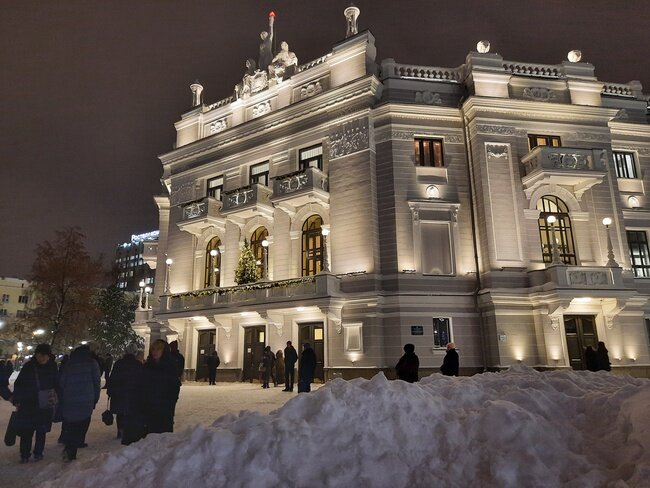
[196,330,216,381]
[564,315,598,370]
[243,326,266,382]
[299,322,324,382]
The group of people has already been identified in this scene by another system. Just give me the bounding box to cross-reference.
[584,341,612,372]
[257,341,316,393]
[395,342,459,383]
[2,339,183,464]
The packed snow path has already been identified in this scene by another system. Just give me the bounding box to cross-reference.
[3,365,650,487]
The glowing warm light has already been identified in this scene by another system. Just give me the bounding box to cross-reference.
[210,249,218,257]
[567,50,582,63]
[269,10,276,17]
[573,297,592,303]
[81,341,88,345]
[139,280,146,288]
[628,196,640,208]
[26,346,33,351]
[296,307,305,312]
[166,258,173,265]
[349,352,361,363]
[602,217,612,226]
[321,228,330,236]
[476,40,490,53]
[546,215,557,224]
[262,239,269,248]
[426,185,440,199]
[33,329,45,336]
[145,286,151,293]
[68,346,73,350]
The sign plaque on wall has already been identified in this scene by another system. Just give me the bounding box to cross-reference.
[411,326,424,336]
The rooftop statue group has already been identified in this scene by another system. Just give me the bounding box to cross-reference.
[235,13,298,100]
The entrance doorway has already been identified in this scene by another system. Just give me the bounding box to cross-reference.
[563,315,598,370]
[299,322,325,382]
[196,330,216,381]
[243,326,266,382]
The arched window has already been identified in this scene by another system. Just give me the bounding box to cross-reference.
[250,227,269,280]
[302,215,323,276]
[204,237,221,287]
[537,196,577,265]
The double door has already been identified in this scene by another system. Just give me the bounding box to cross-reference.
[299,322,324,382]
[196,330,216,381]
[243,326,266,382]
[564,315,598,370]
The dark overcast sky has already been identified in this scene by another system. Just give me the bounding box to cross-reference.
[1,0,648,279]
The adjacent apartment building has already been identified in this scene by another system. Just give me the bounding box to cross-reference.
[134,9,650,380]
[115,231,159,292]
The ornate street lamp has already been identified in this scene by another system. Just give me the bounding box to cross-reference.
[602,217,619,267]
[144,286,152,309]
[210,249,219,287]
[546,215,563,265]
[164,257,173,294]
[321,227,330,273]
[262,239,269,280]
[138,280,146,310]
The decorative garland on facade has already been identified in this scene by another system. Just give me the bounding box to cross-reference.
[170,276,317,299]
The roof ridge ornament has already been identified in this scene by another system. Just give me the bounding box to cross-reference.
[344,4,360,38]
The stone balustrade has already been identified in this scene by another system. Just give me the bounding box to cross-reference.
[179,197,222,222]
[602,83,635,98]
[528,265,624,289]
[273,167,328,197]
[297,54,330,73]
[382,60,462,82]
[220,183,273,216]
[205,96,234,112]
[521,146,607,176]
[503,62,561,79]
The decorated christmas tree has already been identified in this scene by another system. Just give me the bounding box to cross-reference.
[235,239,259,284]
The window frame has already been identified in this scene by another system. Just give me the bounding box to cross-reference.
[613,151,638,179]
[301,215,324,276]
[537,195,577,265]
[414,138,445,167]
[433,317,453,349]
[250,227,269,280]
[528,134,562,150]
[299,144,323,171]
[204,237,222,288]
[627,230,650,278]
[250,161,270,187]
[207,175,224,200]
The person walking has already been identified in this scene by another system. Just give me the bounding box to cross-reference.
[275,350,285,388]
[395,344,420,383]
[261,346,275,389]
[102,353,113,389]
[298,343,316,393]
[169,340,185,383]
[11,344,58,463]
[440,342,459,377]
[142,340,180,434]
[596,341,612,372]
[107,343,145,445]
[206,351,220,385]
[59,345,101,462]
[283,341,298,392]
[0,359,13,401]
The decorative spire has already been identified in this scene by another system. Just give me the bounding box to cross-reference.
[344,4,360,38]
[190,81,203,107]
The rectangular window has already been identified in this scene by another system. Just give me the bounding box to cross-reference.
[299,144,323,171]
[0,309,7,316]
[528,134,561,150]
[250,162,270,186]
[16,310,27,318]
[613,152,637,179]
[421,222,454,275]
[627,231,650,278]
[1,294,8,303]
[343,323,363,352]
[433,318,452,348]
[18,295,28,304]
[207,176,224,200]
[414,138,444,167]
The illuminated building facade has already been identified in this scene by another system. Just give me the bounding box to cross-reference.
[137,11,650,379]
[115,231,159,292]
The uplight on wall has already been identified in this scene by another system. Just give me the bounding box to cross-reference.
[628,196,640,208]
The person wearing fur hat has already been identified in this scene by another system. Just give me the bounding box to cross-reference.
[440,342,459,377]
[107,343,145,445]
[12,343,59,463]
[395,344,419,383]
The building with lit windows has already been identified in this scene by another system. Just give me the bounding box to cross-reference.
[115,231,159,292]
[0,277,31,322]
[136,9,650,380]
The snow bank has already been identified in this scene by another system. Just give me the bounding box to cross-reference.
[39,365,650,488]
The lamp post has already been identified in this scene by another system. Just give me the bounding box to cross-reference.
[602,217,619,267]
[321,227,330,273]
[261,239,269,280]
[546,215,563,265]
[164,257,173,294]
[210,249,219,287]
[144,286,152,309]
[138,280,145,310]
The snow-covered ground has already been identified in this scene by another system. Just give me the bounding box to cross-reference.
[2,365,650,488]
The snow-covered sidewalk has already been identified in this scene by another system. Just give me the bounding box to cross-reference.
[0,381,300,487]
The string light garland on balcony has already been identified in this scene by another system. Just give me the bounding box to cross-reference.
[169,276,317,299]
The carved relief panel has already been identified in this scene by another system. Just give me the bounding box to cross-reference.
[328,117,369,159]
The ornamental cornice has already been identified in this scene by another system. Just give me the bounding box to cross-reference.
[374,127,463,144]
[160,75,381,167]
[372,103,460,121]
[608,121,650,137]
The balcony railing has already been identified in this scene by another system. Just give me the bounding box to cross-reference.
[220,184,273,218]
[272,166,329,203]
[528,265,624,290]
[159,275,341,313]
[521,147,607,176]
[177,197,225,236]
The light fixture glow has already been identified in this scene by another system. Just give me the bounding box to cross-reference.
[296,307,305,312]
[210,249,218,257]
[33,329,45,336]
[602,217,612,226]
[139,280,146,288]
[80,341,88,345]
[546,215,557,224]
[321,228,330,236]
[166,258,173,265]
[262,239,269,248]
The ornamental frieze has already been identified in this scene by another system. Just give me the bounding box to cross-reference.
[567,271,609,286]
[574,132,610,143]
[522,87,556,102]
[374,129,462,145]
[328,118,369,159]
[170,181,199,206]
[300,81,323,99]
[485,143,509,161]
[208,118,228,134]
[476,124,526,137]
[414,90,442,105]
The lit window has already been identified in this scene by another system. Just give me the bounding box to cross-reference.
[302,215,324,276]
[433,318,452,348]
[414,138,444,167]
[204,237,221,288]
[537,195,577,265]
[528,134,561,150]
[207,176,224,200]
[250,162,270,186]
[1,294,9,303]
[299,144,323,171]
[250,227,269,280]
[613,152,637,179]
[627,231,650,278]
[421,222,454,275]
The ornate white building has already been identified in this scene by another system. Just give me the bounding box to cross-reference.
[135,10,650,380]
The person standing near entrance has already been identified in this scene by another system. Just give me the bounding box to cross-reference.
[261,346,275,389]
[142,340,181,434]
[584,345,598,372]
[169,340,185,383]
[59,345,101,462]
[395,343,420,382]
[275,350,285,388]
[206,351,220,385]
[298,343,316,393]
[596,341,611,372]
[440,342,459,377]
[283,341,298,392]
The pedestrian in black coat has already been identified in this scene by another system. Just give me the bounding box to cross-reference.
[298,343,316,393]
[283,341,298,392]
[205,351,220,385]
[596,341,611,372]
[107,343,145,445]
[261,346,275,389]
[396,344,420,383]
[102,353,113,388]
[0,359,13,401]
[440,342,459,377]
[142,340,181,434]
[12,343,59,463]
[169,340,185,383]
[585,345,598,372]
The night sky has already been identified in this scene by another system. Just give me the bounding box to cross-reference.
[1,0,648,279]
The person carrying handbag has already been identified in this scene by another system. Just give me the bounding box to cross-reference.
[11,343,59,463]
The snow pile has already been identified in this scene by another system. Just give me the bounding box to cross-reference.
[39,365,650,488]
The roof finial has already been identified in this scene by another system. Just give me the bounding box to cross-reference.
[344,4,360,38]
[190,81,203,107]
